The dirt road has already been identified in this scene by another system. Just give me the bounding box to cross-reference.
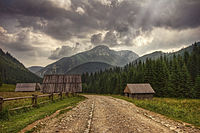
[36,95,200,133]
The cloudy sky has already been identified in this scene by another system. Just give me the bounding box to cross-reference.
[0,0,200,67]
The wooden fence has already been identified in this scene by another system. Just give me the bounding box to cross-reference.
[0,92,73,112]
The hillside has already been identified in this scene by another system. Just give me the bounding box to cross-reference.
[0,48,42,84]
[135,51,165,63]
[135,42,200,62]
[66,62,113,74]
[82,42,200,98]
[37,45,138,76]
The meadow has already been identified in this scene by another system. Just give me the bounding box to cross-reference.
[0,84,65,111]
[0,95,85,133]
[0,84,15,92]
[1,92,57,111]
[0,84,86,133]
[113,95,200,127]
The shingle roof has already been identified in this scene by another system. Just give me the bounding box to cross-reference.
[124,84,155,94]
[15,83,40,92]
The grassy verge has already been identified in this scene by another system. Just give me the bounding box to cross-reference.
[0,95,85,133]
[112,95,200,127]
[0,84,15,92]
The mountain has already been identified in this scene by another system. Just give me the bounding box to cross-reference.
[66,62,113,74]
[28,66,44,73]
[0,48,42,84]
[135,42,200,63]
[37,45,139,76]
[135,51,165,63]
[168,42,200,57]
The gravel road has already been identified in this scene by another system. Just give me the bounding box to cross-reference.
[36,95,200,133]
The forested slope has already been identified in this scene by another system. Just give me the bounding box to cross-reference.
[0,48,42,84]
[82,42,200,98]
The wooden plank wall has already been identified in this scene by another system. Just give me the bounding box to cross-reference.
[42,75,82,93]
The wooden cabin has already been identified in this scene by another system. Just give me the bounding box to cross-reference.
[15,83,41,92]
[124,84,155,99]
[42,74,82,93]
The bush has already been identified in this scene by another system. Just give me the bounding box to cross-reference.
[0,109,10,120]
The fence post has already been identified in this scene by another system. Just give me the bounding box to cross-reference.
[60,92,62,100]
[65,92,69,97]
[32,94,35,106]
[51,93,54,101]
[35,95,38,106]
[48,94,51,100]
[0,96,3,112]
[32,94,38,107]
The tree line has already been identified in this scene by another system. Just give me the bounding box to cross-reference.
[82,43,200,98]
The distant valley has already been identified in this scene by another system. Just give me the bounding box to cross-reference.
[28,66,44,74]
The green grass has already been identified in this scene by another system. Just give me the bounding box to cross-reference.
[0,84,15,92]
[0,92,47,110]
[0,95,86,133]
[112,95,200,127]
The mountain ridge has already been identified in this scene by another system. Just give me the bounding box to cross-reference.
[37,45,139,76]
[135,42,200,63]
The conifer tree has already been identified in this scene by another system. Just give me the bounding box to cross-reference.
[170,56,181,97]
[0,73,2,86]
[82,43,200,98]
[195,75,200,98]
[180,64,193,98]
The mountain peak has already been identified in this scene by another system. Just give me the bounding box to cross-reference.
[37,44,139,76]
[93,45,109,50]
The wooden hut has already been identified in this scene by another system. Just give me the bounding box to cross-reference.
[124,84,155,99]
[42,74,82,93]
[15,83,41,92]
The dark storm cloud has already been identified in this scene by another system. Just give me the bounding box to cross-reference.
[103,31,118,47]
[1,0,200,43]
[49,42,81,60]
[0,0,200,36]
[91,33,102,45]
[48,46,73,60]
[0,27,34,51]
[146,0,200,30]
[0,0,200,64]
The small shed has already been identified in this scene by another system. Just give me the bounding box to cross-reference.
[42,74,82,93]
[15,83,41,92]
[124,84,155,99]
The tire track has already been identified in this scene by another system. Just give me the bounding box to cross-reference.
[84,101,95,133]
